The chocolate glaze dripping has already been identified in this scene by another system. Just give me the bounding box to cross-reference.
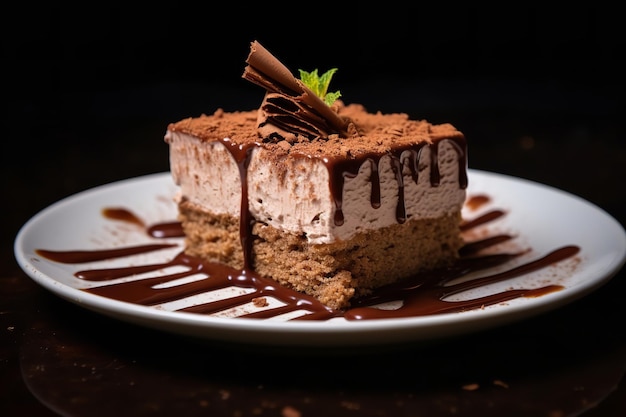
[219,138,257,272]
[390,156,407,223]
[369,159,382,209]
[325,137,467,226]
[34,197,580,321]
[429,139,441,186]
[400,149,422,187]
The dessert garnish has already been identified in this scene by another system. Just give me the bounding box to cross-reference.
[242,40,350,142]
[298,68,341,106]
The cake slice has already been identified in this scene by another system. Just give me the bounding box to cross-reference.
[164,41,468,310]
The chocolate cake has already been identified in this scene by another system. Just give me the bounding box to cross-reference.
[164,41,468,310]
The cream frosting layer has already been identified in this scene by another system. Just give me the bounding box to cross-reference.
[166,129,466,244]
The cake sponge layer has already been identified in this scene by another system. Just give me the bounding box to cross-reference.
[178,199,463,309]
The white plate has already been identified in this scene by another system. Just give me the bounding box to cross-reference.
[14,170,626,347]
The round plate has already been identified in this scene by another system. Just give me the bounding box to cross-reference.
[14,170,626,347]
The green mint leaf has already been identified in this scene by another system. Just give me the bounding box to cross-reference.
[298,68,341,106]
[324,91,342,106]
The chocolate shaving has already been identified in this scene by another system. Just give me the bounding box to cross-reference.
[242,40,349,139]
[260,93,334,140]
[243,42,302,94]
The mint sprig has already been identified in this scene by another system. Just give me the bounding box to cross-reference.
[298,68,341,106]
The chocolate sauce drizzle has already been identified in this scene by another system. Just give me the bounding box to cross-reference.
[35,194,579,321]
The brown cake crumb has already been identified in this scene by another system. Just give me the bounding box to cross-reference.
[252,297,268,307]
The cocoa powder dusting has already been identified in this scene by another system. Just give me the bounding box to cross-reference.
[166,103,464,160]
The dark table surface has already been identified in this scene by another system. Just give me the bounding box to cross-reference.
[2,15,626,410]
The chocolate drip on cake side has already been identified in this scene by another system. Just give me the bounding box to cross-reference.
[218,137,257,272]
[326,136,468,226]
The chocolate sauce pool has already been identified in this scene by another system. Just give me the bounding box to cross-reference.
[35,195,579,321]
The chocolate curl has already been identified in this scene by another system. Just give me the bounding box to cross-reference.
[244,41,302,94]
[243,40,349,137]
[261,93,330,139]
